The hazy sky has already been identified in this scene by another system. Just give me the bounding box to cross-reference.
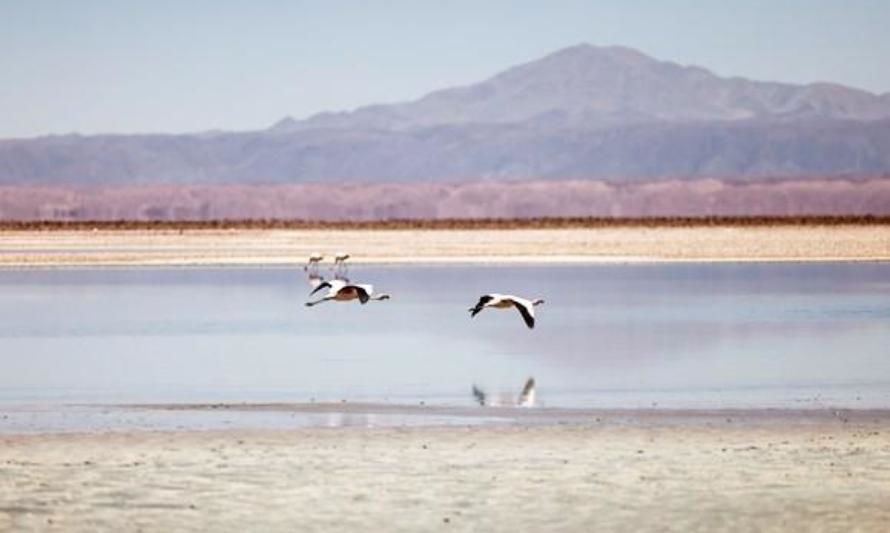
[2,0,889,138]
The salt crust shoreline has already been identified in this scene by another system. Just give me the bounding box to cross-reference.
[1,225,888,267]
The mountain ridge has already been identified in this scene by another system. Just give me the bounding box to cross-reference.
[1,43,890,186]
[272,43,890,133]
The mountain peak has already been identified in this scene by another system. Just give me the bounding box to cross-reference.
[273,44,890,132]
[5,42,890,190]
[544,43,656,64]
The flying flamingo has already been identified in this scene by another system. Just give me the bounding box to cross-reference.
[305,279,391,306]
[468,294,545,329]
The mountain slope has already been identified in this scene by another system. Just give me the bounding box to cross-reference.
[274,44,890,132]
[2,44,890,185]
[2,117,889,184]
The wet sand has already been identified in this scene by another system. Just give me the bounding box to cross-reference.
[1,225,889,266]
[2,407,889,532]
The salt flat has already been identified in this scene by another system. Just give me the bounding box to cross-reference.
[0,225,889,266]
[1,409,889,532]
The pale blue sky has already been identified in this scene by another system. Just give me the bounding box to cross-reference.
[2,0,889,138]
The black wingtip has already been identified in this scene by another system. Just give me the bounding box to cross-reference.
[308,281,331,297]
[513,301,536,329]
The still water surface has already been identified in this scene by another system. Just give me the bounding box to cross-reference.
[0,263,888,408]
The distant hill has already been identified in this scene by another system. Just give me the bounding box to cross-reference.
[2,44,890,187]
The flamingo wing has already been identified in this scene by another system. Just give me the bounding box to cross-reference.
[519,378,535,405]
[351,285,371,304]
[471,385,487,406]
[512,300,535,329]
[309,280,333,296]
[469,295,494,317]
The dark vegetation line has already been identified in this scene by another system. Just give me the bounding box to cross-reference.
[1,216,888,231]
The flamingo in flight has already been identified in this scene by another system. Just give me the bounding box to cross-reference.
[305,279,391,307]
[468,294,545,329]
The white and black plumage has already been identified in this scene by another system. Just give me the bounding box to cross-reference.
[471,377,536,407]
[305,279,391,307]
[468,294,545,329]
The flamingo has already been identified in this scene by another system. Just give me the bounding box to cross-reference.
[304,252,324,272]
[468,294,545,329]
[332,252,350,279]
[305,279,391,306]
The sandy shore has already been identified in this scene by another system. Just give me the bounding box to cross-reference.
[1,225,889,266]
[2,408,889,532]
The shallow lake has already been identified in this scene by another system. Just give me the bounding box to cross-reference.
[1,263,888,409]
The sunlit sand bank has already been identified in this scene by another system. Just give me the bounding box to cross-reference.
[2,406,889,532]
[1,224,889,266]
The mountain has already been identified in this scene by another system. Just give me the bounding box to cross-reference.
[2,43,890,186]
[275,44,890,132]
